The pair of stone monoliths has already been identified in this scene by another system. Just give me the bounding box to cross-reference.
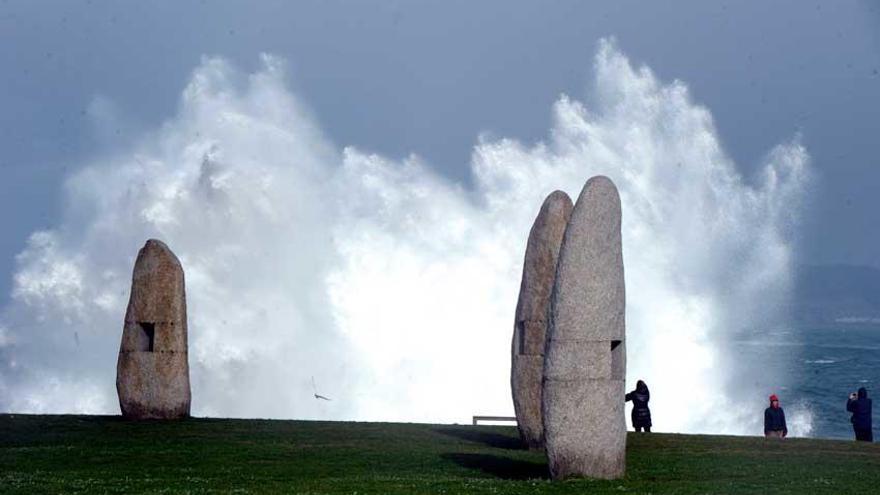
[116,239,191,420]
[510,176,626,480]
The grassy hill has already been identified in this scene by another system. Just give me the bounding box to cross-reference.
[2,415,879,494]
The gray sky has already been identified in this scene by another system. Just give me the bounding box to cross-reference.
[1,0,879,305]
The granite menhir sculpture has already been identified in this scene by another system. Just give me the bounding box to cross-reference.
[116,239,191,419]
[542,176,626,480]
[511,190,573,449]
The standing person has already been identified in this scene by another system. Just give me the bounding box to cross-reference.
[625,380,652,432]
[764,394,788,438]
[847,387,873,442]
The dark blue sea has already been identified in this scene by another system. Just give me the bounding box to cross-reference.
[734,324,880,439]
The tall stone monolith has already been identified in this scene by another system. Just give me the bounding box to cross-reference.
[116,239,191,419]
[542,175,626,480]
[511,191,573,449]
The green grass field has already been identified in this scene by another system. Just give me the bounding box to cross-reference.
[1,414,879,494]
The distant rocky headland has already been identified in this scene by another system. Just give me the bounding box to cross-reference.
[793,264,880,326]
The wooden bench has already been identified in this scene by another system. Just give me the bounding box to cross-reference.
[471,415,517,425]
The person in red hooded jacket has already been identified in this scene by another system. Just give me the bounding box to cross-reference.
[764,394,788,438]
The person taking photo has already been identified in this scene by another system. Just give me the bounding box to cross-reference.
[847,387,873,442]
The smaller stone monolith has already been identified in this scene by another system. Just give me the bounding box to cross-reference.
[116,239,191,419]
[511,190,573,449]
[543,175,626,480]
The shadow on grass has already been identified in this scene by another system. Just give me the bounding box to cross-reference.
[441,453,549,480]
[432,426,524,450]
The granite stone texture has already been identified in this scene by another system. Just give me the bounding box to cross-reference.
[511,190,573,449]
[116,239,191,420]
[543,176,626,480]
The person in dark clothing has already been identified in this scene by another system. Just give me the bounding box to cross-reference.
[847,387,873,442]
[764,394,787,438]
[625,380,652,433]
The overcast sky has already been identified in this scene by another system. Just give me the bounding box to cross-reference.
[1,0,878,304]
[2,1,875,430]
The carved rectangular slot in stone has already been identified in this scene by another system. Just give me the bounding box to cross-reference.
[610,340,623,379]
[516,321,526,355]
[137,322,155,352]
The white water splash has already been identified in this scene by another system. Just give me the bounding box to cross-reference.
[787,401,815,438]
[0,40,809,434]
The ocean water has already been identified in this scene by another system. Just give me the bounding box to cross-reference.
[733,325,880,440]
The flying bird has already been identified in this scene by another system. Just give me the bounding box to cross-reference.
[312,376,332,401]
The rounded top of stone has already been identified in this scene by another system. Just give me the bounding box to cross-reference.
[515,190,574,325]
[138,239,183,270]
[550,175,624,342]
[124,238,186,327]
[534,192,574,242]
[579,175,619,201]
[541,190,573,215]
[546,190,573,204]
[142,238,176,255]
